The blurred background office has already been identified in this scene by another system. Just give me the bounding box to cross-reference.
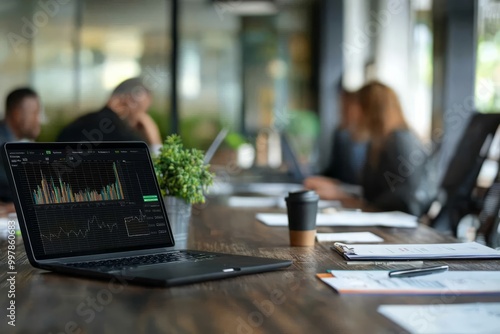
[0,0,430,160]
[1,0,500,240]
[1,0,496,161]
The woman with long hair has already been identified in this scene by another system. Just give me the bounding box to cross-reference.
[305,81,428,215]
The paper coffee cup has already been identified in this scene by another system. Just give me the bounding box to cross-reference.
[285,190,319,246]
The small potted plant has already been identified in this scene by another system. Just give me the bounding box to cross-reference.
[154,134,214,247]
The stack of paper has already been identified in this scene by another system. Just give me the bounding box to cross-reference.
[316,232,383,243]
[318,270,500,295]
[378,303,500,334]
[256,211,418,228]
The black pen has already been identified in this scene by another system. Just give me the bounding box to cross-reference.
[388,265,449,278]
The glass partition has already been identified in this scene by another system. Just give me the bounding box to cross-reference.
[0,0,171,141]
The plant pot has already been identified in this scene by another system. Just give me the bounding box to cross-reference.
[163,196,192,249]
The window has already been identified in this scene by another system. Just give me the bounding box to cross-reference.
[476,0,500,112]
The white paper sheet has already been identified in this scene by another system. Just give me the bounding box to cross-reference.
[316,232,383,243]
[378,303,500,334]
[227,197,342,208]
[227,196,280,207]
[321,270,500,295]
[256,211,418,228]
[0,218,10,238]
[277,200,342,209]
[0,217,19,239]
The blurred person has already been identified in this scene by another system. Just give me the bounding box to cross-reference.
[0,87,42,209]
[57,77,162,151]
[321,87,367,185]
[305,81,428,215]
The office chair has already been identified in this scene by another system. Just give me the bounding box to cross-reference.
[425,112,500,235]
[488,211,500,248]
[475,177,500,247]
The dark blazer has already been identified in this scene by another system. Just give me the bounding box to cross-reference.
[323,128,367,185]
[362,129,429,216]
[57,107,143,143]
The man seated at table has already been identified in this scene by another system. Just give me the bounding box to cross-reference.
[0,87,42,212]
[57,77,162,153]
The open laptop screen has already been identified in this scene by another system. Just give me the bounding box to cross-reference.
[3,142,174,260]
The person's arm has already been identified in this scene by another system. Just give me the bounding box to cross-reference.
[127,113,163,155]
[130,113,162,145]
[303,175,352,200]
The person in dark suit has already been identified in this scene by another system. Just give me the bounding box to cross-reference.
[305,81,428,215]
[57,77,162,152]
[0,87,42,208]
[321,88,367,185]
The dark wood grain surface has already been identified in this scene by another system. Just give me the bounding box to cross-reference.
[1,202,500,334]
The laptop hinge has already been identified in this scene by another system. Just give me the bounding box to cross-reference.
[38,247,174,264]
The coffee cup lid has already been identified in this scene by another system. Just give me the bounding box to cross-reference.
[285,190,319,203]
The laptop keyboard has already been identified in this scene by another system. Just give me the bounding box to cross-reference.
[67,251,217,270]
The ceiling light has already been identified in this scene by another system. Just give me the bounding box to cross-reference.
[212,0,278,16]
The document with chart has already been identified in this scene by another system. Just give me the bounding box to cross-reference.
[378,303,500,334]
[317,270,500,295]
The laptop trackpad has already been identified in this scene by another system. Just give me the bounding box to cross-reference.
[103,254,289,285]
[114,261,242,281]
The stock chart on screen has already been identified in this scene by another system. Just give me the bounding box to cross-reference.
[32,162,125,204]
[7,146,170,258]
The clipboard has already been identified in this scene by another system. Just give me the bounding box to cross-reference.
[331,242,500,260]
[331,242,356,256]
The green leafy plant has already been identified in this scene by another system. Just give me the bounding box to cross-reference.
[224,131,248,149]
[154,134,215,204]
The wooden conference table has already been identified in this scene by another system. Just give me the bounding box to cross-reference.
[1,202,500,334]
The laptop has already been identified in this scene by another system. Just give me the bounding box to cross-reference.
[2,141,292,286]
